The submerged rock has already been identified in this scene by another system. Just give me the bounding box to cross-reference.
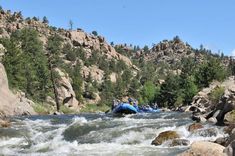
[151,130,180,146]
[178,141,226,156]
[191,128,218,137]
[170,139,190,147]
[191,114,206,123]
[0,119,11,127]
[188,123,204,132]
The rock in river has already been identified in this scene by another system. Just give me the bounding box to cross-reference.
[178,141,226,156]
[151,130,180,146]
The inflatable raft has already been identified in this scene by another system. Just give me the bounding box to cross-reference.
[112,103,161,114]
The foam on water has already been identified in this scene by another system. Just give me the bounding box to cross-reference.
[0,112,228,156]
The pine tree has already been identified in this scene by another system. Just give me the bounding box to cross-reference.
[42,16,49,24]
[46,34,63,111]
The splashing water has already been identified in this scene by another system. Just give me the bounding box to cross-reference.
[0,112,227,156]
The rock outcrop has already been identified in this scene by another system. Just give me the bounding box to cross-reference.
[188,76,235,125]
[145,38,197,65]
[0,63,36,117]
[55,68,79,110]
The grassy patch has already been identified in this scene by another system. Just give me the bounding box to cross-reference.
[60,105,77,114]
[80,104,110,113]
[32,103,52,115]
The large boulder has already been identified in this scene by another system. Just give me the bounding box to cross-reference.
[151,130,180,146]
[224,140,235,156]
[55,68,79,110]
[178,141,226,156]
[213,88,235,125]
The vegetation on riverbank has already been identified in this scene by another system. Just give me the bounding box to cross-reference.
[0,7,234,113]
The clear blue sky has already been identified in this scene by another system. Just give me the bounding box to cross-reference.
[1,0,235,56]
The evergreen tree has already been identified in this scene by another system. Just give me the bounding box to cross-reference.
[46,34,63,111]
[1,28,50,102]
[92,31,98,36]
[158,75,182,107]
[143,45,149,52]
[42,16,49,24]
[69,20,73,30]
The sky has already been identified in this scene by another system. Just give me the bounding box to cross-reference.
[1,0,235,56]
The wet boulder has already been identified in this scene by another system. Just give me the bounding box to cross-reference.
[151,130,180,146]
[224,140,235,156]
[188,123,204,132]
[224,128,235,147]
[224,124,235,135]
[0,119,11,127]
[208,117,217,124]
[191,114,207,123]
[191,128,218,137]
[214,137,229,146]
[178,141,226,156]
[170,139,190,147]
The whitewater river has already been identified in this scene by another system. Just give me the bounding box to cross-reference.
[0,112,227,156]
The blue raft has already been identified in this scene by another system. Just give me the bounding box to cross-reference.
[112,103,160,114]
[112,103,138,114]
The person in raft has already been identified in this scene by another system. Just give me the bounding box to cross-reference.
[128,97,139,109]
[112,99,120,110]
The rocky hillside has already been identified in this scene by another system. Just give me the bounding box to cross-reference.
[145,37,195,64]
[0,8,234,115]
[0,9,140,113]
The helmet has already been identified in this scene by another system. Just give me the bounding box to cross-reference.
[128,98,133,103]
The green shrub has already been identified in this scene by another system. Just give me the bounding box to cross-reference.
[60,105,76,114]
[0,28,3,34]
[80,104,109,113]
[209,86,225,104]
[66,50,76,61]
[33,103,52,115]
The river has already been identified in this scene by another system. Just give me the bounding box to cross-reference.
[0,112,227,156]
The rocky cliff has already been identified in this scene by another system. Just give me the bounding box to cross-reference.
[0,62,36,117]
